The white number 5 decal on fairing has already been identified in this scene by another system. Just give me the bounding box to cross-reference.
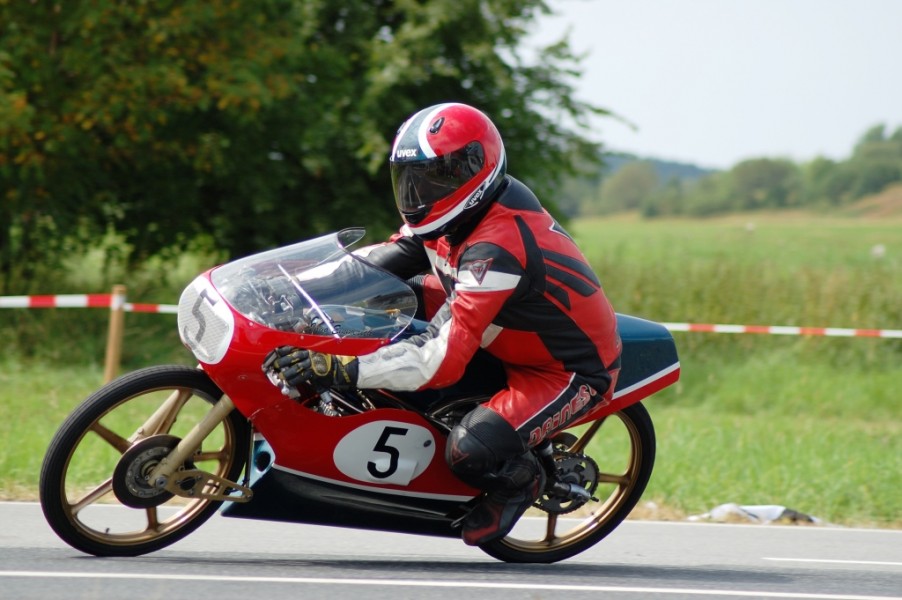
[333,421,436,486]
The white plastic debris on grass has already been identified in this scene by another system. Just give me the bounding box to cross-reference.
[688,503,822,525]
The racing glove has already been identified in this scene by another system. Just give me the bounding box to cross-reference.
[262,346,359,392]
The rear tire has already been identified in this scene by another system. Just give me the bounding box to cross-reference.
[480,402,656,563]
[39,365,250,557]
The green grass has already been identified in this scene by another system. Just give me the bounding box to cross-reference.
[0,362,106,498]
[640,350,902,527]
[2,212,901,527]
[573,213,902,527]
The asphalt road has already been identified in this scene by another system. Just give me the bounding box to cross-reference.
[1,501,900,600]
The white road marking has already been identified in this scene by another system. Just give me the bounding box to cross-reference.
[765,557,902,567]
[1,571,900,599]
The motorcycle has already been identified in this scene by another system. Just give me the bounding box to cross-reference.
[39,228,680,564]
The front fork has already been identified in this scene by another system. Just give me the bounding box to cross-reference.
[147,395,253,503]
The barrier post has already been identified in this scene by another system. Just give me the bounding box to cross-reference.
[103,285,127,383]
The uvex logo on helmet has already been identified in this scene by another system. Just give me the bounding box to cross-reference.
[463,185,485,209]
[389,103,506,240]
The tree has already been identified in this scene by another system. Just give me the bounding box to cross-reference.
[591,161,659,215]
[803,156,853,206]
[681,172,731,216]
[642,176,684,217]
[727,158,802,211]
[0,1,607,293]
[847,124,902,199]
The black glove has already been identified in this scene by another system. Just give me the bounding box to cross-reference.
[262,346,359,391]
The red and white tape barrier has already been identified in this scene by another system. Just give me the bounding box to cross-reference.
[0,294,178,314]
[661,322,902,339]
[2,294,901,338]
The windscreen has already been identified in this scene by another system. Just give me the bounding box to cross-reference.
[210,229,417,341]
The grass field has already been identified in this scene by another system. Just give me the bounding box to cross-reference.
[2,212,901,527]
[573,213,902,526]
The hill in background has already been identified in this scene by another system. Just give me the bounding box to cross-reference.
[559,123,902,219]
[842,183,902,218]
[603,152,718,182]
[556,152,718,217]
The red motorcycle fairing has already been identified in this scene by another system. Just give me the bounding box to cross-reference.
[242,396,478,500]
[220,400,480,538]
[176,229,679,538]
[177,231,480,520]
[183,299,480,507]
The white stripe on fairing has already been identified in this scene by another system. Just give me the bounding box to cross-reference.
[271,464,475,502]
[612,362,681,399]
[513,362,682,430]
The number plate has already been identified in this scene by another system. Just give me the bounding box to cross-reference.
[333,421,436,486]
[177,276,235,365]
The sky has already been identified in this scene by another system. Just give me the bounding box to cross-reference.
[526,0,902,169]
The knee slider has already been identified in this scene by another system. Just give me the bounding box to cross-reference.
[446,425,496,487]
[445,405,525,488]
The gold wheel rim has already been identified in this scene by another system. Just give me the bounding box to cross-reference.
[501,411,645,553]
[57,385,239,547]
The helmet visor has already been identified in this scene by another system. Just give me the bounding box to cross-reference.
[391,142,485,215]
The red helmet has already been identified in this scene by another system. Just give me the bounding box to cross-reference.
[390,103,506,239]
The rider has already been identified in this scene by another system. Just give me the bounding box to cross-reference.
[263,103,622,546]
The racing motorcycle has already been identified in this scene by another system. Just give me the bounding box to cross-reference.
[39,228,680,563]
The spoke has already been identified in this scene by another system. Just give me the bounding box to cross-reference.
[130,389,194,441]
[543,513,559,543]
[570,417,605,453]
[146,507,161,531]
[193,449,227,463]
[597,471,630,486]
[70,478,114,515]
[90,421,131,454]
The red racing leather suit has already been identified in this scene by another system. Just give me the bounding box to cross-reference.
[359,176,621,448]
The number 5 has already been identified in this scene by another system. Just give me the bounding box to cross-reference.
[367,426,408,479]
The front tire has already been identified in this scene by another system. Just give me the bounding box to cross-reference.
[39,365,250,557]
[480,402,656,563]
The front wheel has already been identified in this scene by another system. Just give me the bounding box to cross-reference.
[480,402,656,563]
[39,365,250,557]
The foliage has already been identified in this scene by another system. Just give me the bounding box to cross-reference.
[589,161,658,215]
[555,152,713,218]
[0,0,607,294]
[573,124,902,218]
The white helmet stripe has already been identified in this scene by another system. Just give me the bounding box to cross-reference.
[391,117,416,156]
[407,192,472,236]
[416,103,455,159]
[407,147,506,237]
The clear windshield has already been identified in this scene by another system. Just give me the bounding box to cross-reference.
[210,229,417,341]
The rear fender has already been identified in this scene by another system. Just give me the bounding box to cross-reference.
[572,314,680,425]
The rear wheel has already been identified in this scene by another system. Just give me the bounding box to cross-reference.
[480,403,656,563]
[39,365,250,557]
